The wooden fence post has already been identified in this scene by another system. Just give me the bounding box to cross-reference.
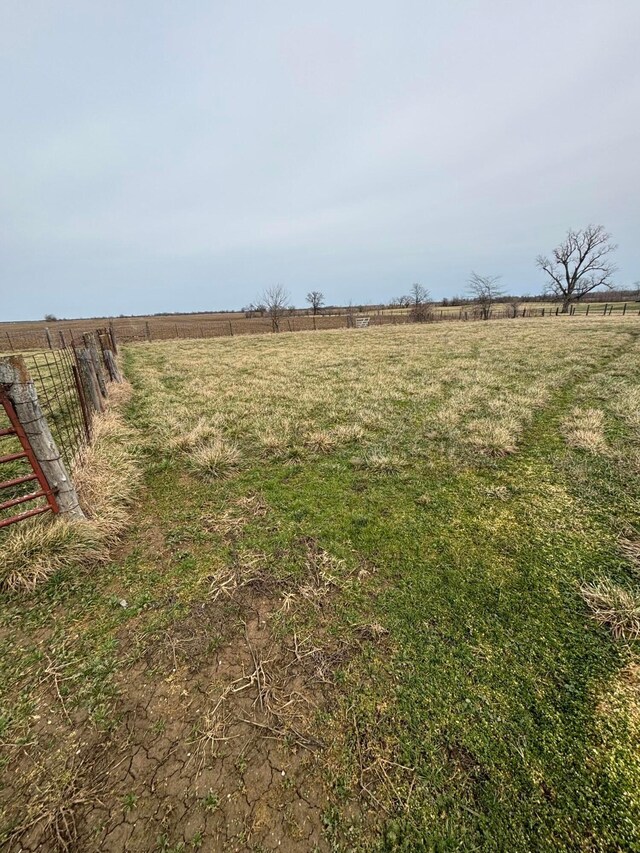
[77,348,104,413]
[71,361,92,441]
[83,333,107,398]
[103,349,122,383]
[45,327,53,349]
[0,357,85,519]
[107,322,118,354]
[5,331,14,351]
[97,331,121,382]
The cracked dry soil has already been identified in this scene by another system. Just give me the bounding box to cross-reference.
[3,566,349,852]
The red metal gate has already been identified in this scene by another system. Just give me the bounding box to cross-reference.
[0,389,59,529]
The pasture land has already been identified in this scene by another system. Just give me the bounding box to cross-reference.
[1,318,640,851]
[2,298,635,351]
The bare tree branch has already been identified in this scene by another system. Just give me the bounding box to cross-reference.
[467,272,503,320]
[408,283,433,322]
[261,284,290,332]
[305,291,325,316]
[536,225,617,312]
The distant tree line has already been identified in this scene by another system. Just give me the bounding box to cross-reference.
[43,224,638,326]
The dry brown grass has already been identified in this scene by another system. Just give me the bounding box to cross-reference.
[189,438,240,478]
[167,417,222,452]
[0,520,107,591]
[562,408,607,453]
[0,380,140,591]
[164,413,240,478]
[581,580,640,641]
[620,531,640,577]
[128,318,638,466]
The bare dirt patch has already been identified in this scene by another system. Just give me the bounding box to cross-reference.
[1,534,366,852]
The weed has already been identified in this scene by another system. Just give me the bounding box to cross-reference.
[202,789,220,813]
[122,792,137,812]
[152,718,166,735]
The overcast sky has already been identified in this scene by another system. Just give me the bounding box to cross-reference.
[2,1,639,320]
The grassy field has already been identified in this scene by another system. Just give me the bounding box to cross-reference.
[2,299,636,351]
[1,317,639,851]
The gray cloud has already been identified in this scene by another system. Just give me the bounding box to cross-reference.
[2,0,639,319]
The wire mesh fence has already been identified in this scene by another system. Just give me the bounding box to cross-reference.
[2,300,638,351]
[0,389,58,529]
[0,329,120,530]
[23,347,91,471]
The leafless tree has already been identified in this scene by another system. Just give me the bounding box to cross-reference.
[468,272,503,320]
[345,301,356,328]
[507,299,520,318]
[261,284,290,332]
[409,283,430,307]
[306,291,325,315]
[390,295,411,309]
[408,282,433,322]
[536,225,617,313]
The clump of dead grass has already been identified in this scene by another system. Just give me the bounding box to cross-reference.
[0,519,107,591]
[619,529,640,577]
[167,416,222,452]
[353,451,404,473]
[562,407,607,453]
[581,580,640,640]
[304,430,338,453]
[466,418,519,456]
[164,411,240,478]
[303,424,365,455]
[0,381,141,591]
[189,437,240,478]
